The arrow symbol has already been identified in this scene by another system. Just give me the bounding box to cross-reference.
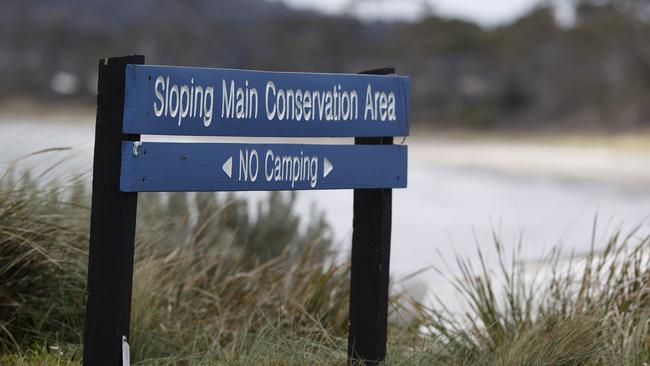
[222,156,233,178]
[323,157,333,178]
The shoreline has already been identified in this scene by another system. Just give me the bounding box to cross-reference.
[4,113,650,188]
[2,108,650,151]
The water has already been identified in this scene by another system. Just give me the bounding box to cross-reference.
[3,116,650,304]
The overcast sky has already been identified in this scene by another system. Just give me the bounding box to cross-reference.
[277,0,565,26]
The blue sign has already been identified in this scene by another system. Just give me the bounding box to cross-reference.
[123,65,410,137]
[120,142,407,192]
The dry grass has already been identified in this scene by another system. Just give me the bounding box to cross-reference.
[4,169,650,365]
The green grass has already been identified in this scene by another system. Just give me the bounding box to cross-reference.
[3,169,650,365]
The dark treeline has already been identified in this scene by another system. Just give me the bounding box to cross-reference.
[2,0,649,130]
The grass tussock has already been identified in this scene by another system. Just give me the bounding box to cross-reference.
[3,167,650,365]
[0,171,347,364]
[409,223,650,365]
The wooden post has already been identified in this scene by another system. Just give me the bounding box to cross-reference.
[83,55,144,366]
[347,67,395,365]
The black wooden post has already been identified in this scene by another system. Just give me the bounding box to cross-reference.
[83,55,144,366]
[347,67,396,365]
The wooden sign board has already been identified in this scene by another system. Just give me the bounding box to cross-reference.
[120,142,407,192]
[123,65,410,137]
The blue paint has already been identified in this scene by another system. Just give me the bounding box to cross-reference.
[123,65,410,137]
[120,142,407,192]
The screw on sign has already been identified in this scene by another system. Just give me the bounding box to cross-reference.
[83,56,409,366]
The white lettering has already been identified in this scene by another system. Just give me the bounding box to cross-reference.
[154,76,164,117]
[364,84,374,120]
[151,75,214,127]
[266,81,276,120]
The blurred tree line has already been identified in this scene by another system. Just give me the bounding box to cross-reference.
[1,0,648,130]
